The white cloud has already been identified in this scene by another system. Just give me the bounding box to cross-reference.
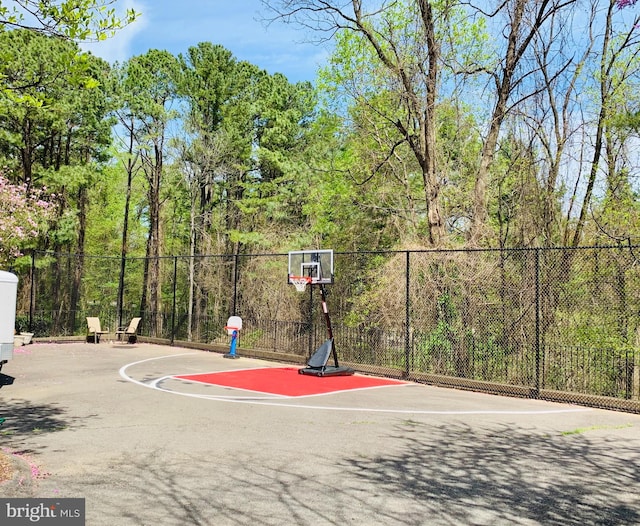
[80,0,149,64]
[80,0,329,81]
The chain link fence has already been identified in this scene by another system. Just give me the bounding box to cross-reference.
[12,246,640,413]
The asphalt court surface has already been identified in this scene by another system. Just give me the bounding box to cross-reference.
[2,342,640,525]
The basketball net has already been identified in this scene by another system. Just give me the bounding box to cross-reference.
[290,275,311,293]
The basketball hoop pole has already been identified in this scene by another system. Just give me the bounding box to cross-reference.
[319,284,339,368]
[298,280,353,376]
[223,328,239,359]
[223,316,242,359]
[289,248,353,376]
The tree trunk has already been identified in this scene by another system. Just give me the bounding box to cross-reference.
[70,185,87,333]
[471,0,528,245]
[188,182,197,341]
[117,120,137,328]
[419,0,443,246]
[21,117,34,188]
[146,140,163,336]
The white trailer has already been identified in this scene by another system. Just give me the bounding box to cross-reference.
[0,271,18,372]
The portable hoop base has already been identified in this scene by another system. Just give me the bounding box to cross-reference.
[298,335,354,378]
[298,365,355,377]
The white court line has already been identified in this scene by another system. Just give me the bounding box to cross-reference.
[119,353,592,415]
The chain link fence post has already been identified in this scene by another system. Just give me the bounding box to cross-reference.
[534,247,541,396]
[233,253,239,317]
[170,256,177,345]
[404,250,410,379]
[29,251,36,333]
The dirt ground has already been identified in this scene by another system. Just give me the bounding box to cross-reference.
[0,451,13,481]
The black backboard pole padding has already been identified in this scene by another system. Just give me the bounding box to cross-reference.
[307,339,333,368]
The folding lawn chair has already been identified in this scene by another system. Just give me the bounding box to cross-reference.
[86,317,109,343]
[115,317,141,344]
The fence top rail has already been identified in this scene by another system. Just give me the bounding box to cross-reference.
[26,244,640,262]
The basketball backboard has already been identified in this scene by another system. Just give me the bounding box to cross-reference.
[225,316,242,335]
[288,249,334,285]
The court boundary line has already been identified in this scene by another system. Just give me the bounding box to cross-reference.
[119,353,593,415]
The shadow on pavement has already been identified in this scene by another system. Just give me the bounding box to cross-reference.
[72,421,640,525]
[341,420,640,525]
[0,399,91,454]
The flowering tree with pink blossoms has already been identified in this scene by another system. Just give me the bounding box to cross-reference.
[0,173,56,266]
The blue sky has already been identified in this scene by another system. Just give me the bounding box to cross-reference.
[82,0,330,83]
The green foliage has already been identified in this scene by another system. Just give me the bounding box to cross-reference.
[315,1,492,247]
[0,0,138,41]
[0,30,100,167]
[174,43,323,254]
[413,293,457,372]
[120,49,181,123]
[84,163,144,255]
[14,313,51,336]
[0,30,115,256]
[4,2,640,405]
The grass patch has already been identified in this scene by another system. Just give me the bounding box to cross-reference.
[562,423,634,435]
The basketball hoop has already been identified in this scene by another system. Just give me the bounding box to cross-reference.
[224,316,242,336]
[223,316,242,359]
[290,275,311,293]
